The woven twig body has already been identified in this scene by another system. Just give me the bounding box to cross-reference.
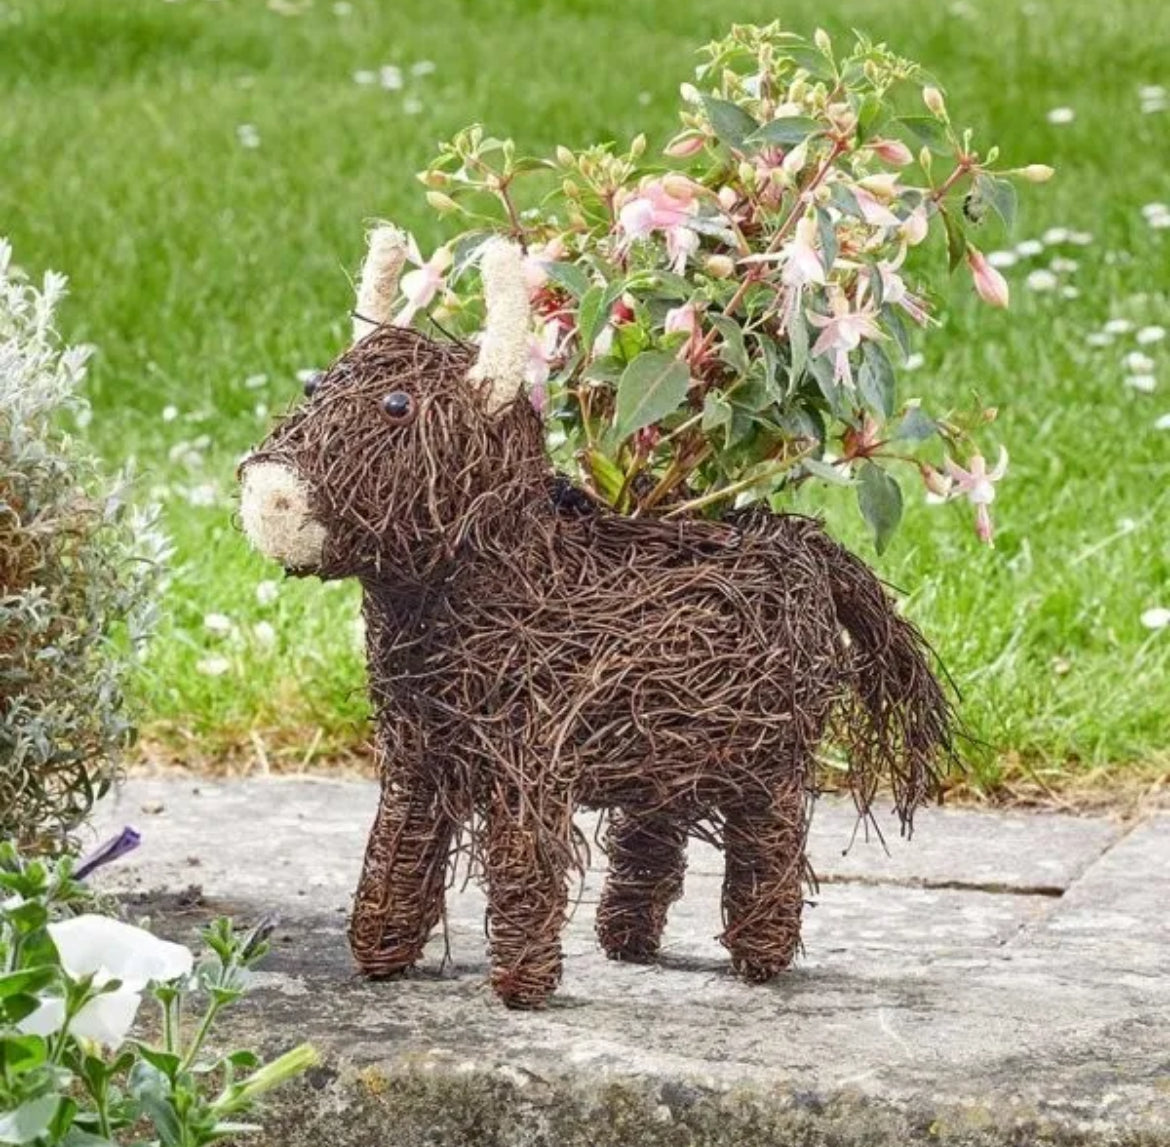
[243,327,954,1008]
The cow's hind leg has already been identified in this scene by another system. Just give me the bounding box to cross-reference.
[597,809,688,963]
[484,789,571,1008]
[719,777,808,982]
[349,777,454,978]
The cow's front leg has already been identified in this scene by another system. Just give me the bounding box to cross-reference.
[484,788,571,1008]
[597,809,688,963]
[349,773,454,978]
[719,777,808,982]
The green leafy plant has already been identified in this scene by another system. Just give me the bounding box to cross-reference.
[0,840,316,1146]
[394,22,1050,547]
[0,240,168,847]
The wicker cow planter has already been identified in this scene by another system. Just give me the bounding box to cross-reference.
[240,232,954,1008]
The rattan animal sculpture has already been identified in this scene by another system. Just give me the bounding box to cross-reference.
[239,229,955,1009]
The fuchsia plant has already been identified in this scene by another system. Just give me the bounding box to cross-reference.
[392,23,1050,547]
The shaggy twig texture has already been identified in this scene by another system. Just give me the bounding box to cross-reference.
[242,326,955,1008]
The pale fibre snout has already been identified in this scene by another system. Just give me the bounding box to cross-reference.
[468,238,530,413]
[353,224,408,343]
[240,462,327,569]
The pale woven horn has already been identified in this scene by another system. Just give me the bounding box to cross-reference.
[352,225,408,343]
[467,238,529,413]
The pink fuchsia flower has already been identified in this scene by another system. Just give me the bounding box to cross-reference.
[393,239,453,326]
[781,215,827,289]
[808,289,884,389]
[944,446,1008,544]
[522,235,568,293]
[664,302,699,338]
[966,245,1010,308]
[618,177,698,240]
[525,319,563,413]
[878,250,930,325]
[901,206,930,247]
[853,186,902,228]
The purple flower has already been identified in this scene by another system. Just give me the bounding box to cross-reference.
[74,826,141,881]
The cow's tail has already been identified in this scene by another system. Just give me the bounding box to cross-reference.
[809,529,959,833]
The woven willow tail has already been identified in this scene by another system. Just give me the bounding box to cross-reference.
[241,324,955,1009]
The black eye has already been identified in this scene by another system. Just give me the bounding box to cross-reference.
[381,391,415,425]
[303,372,323,398]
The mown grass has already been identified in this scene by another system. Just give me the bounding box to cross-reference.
[1,0,1167,792]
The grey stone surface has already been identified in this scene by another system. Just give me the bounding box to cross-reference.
[90,778,1170,1146]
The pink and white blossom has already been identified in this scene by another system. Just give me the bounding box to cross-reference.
[808,289,884,388]
[944,446,1008,544]
[393,240,453,326]
[966,246,1010,308]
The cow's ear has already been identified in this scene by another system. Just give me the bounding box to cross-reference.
[352,224,407,344]
[467,239,529,414]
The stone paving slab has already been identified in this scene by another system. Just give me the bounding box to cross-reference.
[90,778,1170,1146]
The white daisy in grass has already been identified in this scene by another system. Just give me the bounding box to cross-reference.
[236,124,260,149]
[411,60,436,76]
[295,368,321,384]
[403,97,423,116]
[1155,413,1170,430]
[162,404,178,422]
[182,483,219,508]
[1141,202,1168,219]
[244,372,268,390]
[1136,326,1165,345]
[1104,318,1134,335]
[1061,286,1079,299]
[1049,256,1078,273]
[196,656,232,677]
[352,70,376,86]
[1046,107,1075,124]
[203,612,234,636]
[1068,231,1094,245]
[380,65,403,91]
[1042,227,1069,245]
[1125,374,1157,393]
[1015,239,1044,257]
[1124,351,1156,373]
[255,402,268,419]
[256,579,280,606]
[1150,214,1170,230]
[1025,269,1058,291]
[252,621,278,648]
[987,250,1018,268]
[903,352,925,371]
[1140,607,1170,630]
[1086,332,1113,347]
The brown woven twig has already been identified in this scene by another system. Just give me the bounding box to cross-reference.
[242,326,956,1008]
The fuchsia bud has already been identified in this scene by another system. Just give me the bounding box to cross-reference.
[923,86,948,119]
[867,138,914,167]
[664,131,706,158]
[966,245,1010,308]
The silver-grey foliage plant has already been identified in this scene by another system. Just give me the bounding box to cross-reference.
[1,238,167,847]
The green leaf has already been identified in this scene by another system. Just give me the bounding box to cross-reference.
[788,312,809,389]
[134,1044,182,1083]
[0,1095,59,1145]
[855,92,886,142]
[748,116,823,147]
[0,967,57,1000]
[975,173,1017,232]
[613,352,690,440]
[647,270,695,300]
[700,96,759,149]
[801,457,853,486]
[882,305,911,359]
[898,115,950,155]
[709,315,748,373]
[543,261,592,298]
[857,462,904,554]
[940,207,967,273]
[858,341,896,418]
[815,207,837,273]
[893,405,938,442]
[702,392,734,446]
[0,1033,47,1075]
[577,281,623,351]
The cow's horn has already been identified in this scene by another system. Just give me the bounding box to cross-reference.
[352,224,408,342]
[467,238,529,413]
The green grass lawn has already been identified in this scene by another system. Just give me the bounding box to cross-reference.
[2,0,1167,792]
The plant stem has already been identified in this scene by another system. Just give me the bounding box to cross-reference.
[663,447,812,517]
[179,1000,222,1073]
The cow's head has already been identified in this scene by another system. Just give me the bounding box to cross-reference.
[239,229,546,583]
